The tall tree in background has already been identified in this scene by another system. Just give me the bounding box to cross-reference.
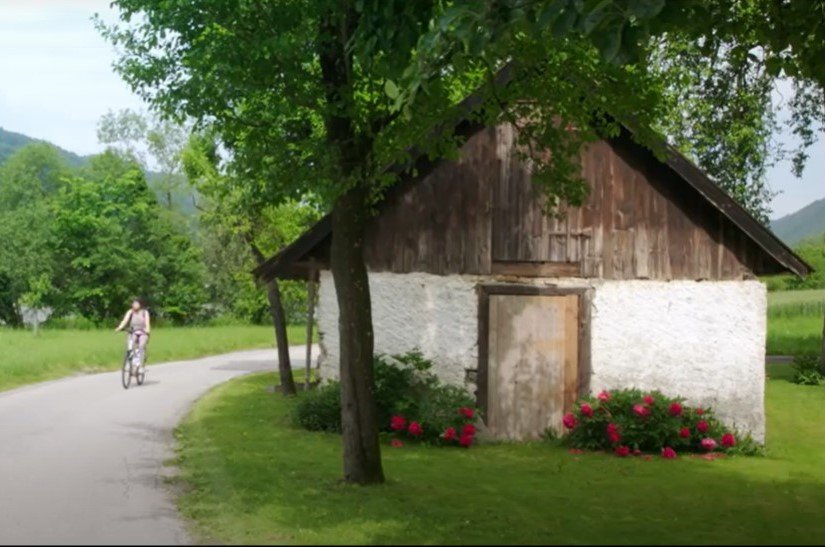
[182,134,321,395]
[98,109,192,212]
[0,144,64,325]
[101,0,825,482]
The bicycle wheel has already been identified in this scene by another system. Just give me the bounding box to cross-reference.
[122,351,132,389]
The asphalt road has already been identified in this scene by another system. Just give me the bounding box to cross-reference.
[0,345,315,545]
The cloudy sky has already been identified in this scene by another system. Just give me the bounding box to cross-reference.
[0,0,821,219]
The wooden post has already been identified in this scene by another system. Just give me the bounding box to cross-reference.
[304,262,317,390]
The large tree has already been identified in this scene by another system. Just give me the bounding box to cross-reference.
[101,0,825,482]
[100,0,675,484]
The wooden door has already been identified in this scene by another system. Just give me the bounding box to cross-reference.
[486,294,579,440]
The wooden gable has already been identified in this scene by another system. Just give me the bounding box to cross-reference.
[359,123,793,280]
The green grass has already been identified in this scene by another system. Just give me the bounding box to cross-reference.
[175,366,825,545]
[767,289,823,355]
[0,324,309,392]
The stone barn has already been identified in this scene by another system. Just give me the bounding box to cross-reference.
[256,121,810,443]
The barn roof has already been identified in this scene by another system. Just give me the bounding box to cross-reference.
[255,87,812,282]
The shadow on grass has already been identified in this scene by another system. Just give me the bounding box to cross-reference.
[176,373,825,545]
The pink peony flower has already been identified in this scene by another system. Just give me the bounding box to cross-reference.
[408,421,423,437]
[615,445,630,457]
[679,427,691,439]
[597,390,611,402]
[608,430,621,443]
[443,427,457,441]
[696,420,709,433]
[700,438,717,451]
[580,403,594,418]
[390,415,406,431]
[633,404,651,418]
[562,413,577,429]
[462,424,476,437]
[669,402,683,417]
[391,439,404,448]
[458,433,474,447]
[661,447,677,459]
[643,395,655,406]
[459,407,474,419]
[721,433,736,448]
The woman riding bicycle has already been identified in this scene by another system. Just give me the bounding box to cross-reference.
[115,298,151,370]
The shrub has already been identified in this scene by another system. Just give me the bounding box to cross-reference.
[293,381,341,433]
[792,354,824,386]
[293,350,477,447]
[562,388,755,457]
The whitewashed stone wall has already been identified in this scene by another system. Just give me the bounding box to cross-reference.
[316,270,766,440]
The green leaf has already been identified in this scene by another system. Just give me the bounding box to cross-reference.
[384,79,400,99]
[551,8,578,38]
[594,22,623,62]
[764,56,783,77]
[627,0,665,19]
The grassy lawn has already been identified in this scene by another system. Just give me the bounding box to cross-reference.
[175,364,825,545]
[0,324,308,392]
[767,289,823,355]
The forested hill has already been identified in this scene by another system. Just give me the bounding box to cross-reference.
[771,198,825,246]
[0,127,88,167]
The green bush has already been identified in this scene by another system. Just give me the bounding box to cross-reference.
[293,350,476,445]
[293,381,341,433]
[562,388,757,456]
[792,354,824,386]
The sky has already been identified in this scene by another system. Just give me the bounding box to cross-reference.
[0,1,822,219]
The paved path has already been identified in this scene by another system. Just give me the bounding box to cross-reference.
[0,345,316,545]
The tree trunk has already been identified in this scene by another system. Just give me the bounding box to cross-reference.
[249,241,297,395]
[330,187,384,485]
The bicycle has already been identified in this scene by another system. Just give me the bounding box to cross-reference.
[122,330,147,389]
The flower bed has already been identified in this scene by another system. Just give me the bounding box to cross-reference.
[389,406,478,448]
[562,388,752,458]
[294,350,478,447]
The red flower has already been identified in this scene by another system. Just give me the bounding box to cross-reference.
[597,390,611,402]
[391,439,404,448]
[633,404,651,417]
[390,415,406,431]
[580,403,594,417]
[408,421,423,437]
[669,402,683,417]
[462,423,476,437]
[721,433,736,448]
[679,427,691,439]
[459,433,474,447]
[643,395,655,406]
[696,420,709,433]
[615,445,630,457]
[606,422,618,432]
[443,427,457,441]
[700,438,717,451]
[459,407,474,419]
[608,430,621,444]
[695,408,705,416]
[661,446,677,459]
[562,413,577,429]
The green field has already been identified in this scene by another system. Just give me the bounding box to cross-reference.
[766,289,824,355]
[0,325,308,392]
[174,364,825,545]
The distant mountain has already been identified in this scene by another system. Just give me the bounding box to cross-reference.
[771,197,825,246]
[0,127,89,167]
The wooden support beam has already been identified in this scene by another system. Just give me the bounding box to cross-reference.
[491,261,582,278]
[304,261,317,390]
